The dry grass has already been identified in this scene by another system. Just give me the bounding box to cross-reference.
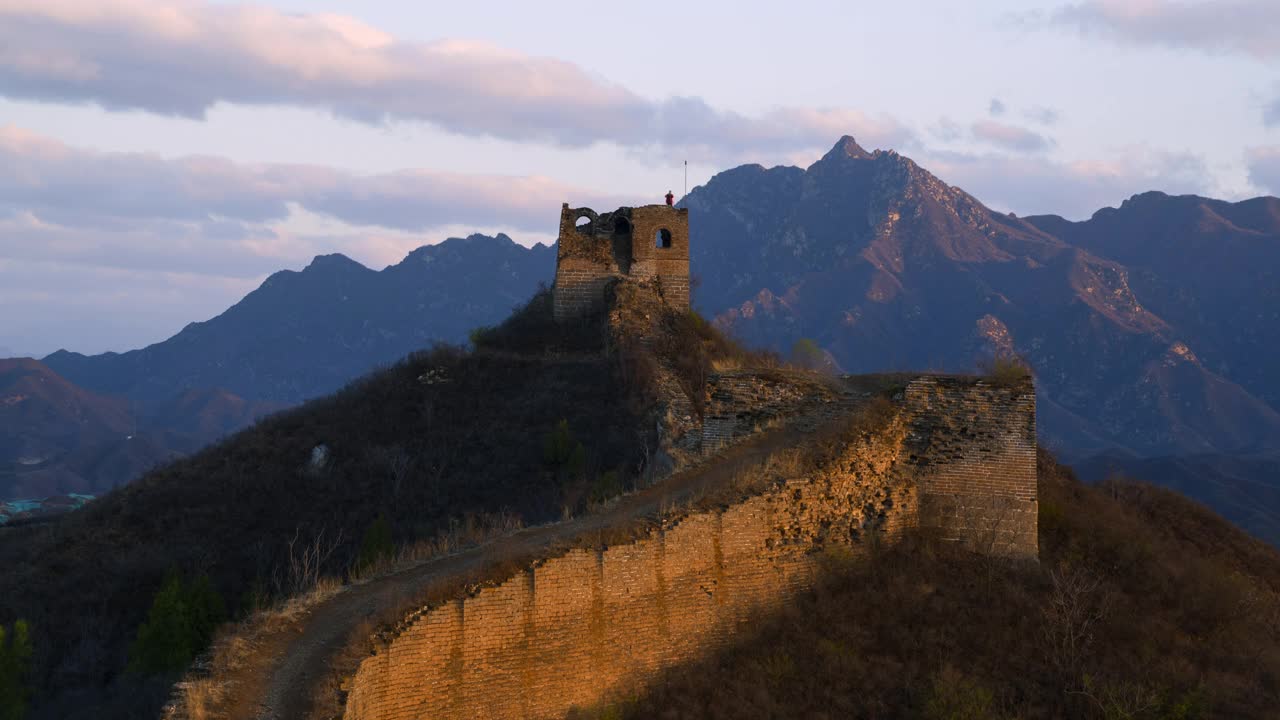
[178,678,220,720]
[167,509,525,720]
[350,511,524,582]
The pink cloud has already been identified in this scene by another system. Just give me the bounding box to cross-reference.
[970,119,1053,153]
[0,0,911,159]
[924,146,1212,219]
[1049,0,1280,59]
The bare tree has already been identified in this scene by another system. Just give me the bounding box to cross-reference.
[277,526,345,597]
[1042,564,1108,681]
[369,445,412,498]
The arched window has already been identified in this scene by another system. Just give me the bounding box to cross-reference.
[655,228,673,248]
[575,214,593,231]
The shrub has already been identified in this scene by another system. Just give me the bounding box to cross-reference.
[356,515,395,574]
[980,352,1032,387]
[467,325,494,349]
[544,420,587,480]
[789,338,827,372]
[923,666,997,720]
[0,620,32,720]
[590,471,624,504]
[129,572,225,675]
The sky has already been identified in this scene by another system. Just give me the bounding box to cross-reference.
[1,0,1278,357]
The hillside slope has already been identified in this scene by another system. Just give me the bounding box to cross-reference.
[0,291,657,719]
[0,359,277,501]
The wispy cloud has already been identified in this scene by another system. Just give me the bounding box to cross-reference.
[0,124,629,281]
[970,120,1053,153]
[0,0,912,160]
[1246,146,1280,195]
[1024,105,1060,125]
[926,146,1212,219]
[1046,0,1280,59]
[1,125,625,231]
[1265,93,1280,127]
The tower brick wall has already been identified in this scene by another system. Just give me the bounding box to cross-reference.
[553,203,689,321]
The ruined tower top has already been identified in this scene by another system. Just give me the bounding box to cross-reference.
[552,203,690,322]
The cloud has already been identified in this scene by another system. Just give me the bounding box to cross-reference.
[926,146,1212,219]
[988,98,1007,116]
[970,120,1053,153]
[930,117,964,143]
[1024,105,1060,125]
[1246,146,1280,195]
[1266,94,1280,127]
[0,258,259,355]
[0,0,912,160]
[1048,0,1280,58]
[0,125,628,258]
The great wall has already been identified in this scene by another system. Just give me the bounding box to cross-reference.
[171,203,1038,720]
[340,377,1035,720]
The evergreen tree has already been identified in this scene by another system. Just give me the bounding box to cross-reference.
[0,620,33,720]
[357,514,395,572]
[129,572,225,675]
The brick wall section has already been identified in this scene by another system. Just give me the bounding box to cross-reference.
[904,376,1038,559]
[343,413,917,720]
[701,371,839,455]
[339,376,1037,719]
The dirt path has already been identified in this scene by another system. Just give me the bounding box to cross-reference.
[230,395,864,720]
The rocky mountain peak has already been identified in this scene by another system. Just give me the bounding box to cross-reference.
[819,135,874,163]
[303,253,368,274]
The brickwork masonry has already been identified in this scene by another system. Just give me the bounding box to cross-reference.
[341,377,1037,719]
[553,203,689,321]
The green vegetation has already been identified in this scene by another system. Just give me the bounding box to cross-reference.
[980,352,1033,387]
[611,452,1280,719]
[789,338,827,372]
[923,666,997,720]
[356,515,395,574]
[128,572,225,675]
[544,419,588,479]
[0,620,32,720]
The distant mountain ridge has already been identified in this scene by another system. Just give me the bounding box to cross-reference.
[45,234,555,405]
[685,137,1280,462]
[0,358,279,501]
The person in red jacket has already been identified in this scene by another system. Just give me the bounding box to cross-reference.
[665,190,674,206]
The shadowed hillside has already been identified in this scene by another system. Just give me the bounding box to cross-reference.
[0,290,661,719]
[0,359,279,501]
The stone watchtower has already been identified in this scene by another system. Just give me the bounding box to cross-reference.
[552,203,690,321]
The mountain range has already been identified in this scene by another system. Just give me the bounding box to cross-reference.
[4,138,1278,541]
[4,235,553,501]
